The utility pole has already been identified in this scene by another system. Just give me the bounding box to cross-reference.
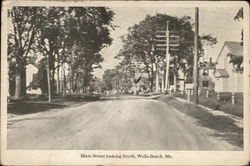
[193,7,199,105]
[165,21,170,92]
[155,22,180,93]
[152,45,159,92]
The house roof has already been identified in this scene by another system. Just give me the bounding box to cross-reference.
[224,41,243,57]
[199,61,216,70]
[27,56,39,69]
[27,63,39,69]
[214,69,229,78]
[216,41,243,63]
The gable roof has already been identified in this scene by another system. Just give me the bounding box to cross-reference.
[214,69,229,78]
[27,63,39,69]
[27,56,39,69]
[224,41,243,57]
[199,61,216,70]
[216,41,243,63]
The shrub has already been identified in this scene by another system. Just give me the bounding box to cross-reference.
[198,97,220,110]
[219,102,243,118]
[173,92,187,99]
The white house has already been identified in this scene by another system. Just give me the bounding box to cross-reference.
[214,41,243,93]
[26,56,42,94]
[198,58,216,91]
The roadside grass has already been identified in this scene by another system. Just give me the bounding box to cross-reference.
[158,95,243,148]
[173,92,243,118]
[8,102,69,115]
[8,94,101,115]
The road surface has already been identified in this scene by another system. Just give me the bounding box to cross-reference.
[7,97,239,150]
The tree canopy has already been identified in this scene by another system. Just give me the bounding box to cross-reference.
[116,13,217,91]
[8,6,115,98]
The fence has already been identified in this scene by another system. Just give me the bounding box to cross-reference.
[174,90,243,117]
[178,89,243,105]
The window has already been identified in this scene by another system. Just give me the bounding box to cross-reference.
[202,70,208,76]
[202,81,209,87]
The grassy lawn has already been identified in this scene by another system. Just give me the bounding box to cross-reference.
[8,94,101,115]
[173,92,243,118]
[157,95,243,148]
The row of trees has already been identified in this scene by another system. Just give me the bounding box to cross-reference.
[102,63,140,93]
[104,13,217,93]
[8,7,115,99]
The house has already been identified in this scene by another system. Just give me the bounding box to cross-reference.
[214,41,243,92]
[26,57,41,94]
[199,58,216,91]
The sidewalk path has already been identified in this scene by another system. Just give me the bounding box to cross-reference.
[176,97,243,128]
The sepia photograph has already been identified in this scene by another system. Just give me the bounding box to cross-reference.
[1,1,249,165]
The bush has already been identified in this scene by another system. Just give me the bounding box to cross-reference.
[171,91,243,117]
[173,92,187,99]
[219,92,232,103]
[198,97,220,110]
[219,102,243,117]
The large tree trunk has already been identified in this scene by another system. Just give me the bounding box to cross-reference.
[161,77,164,92]
[82,77,87,94]
[73,72,77,93]
[68,64,73,94]
[52,67,55,95]
[14,69,21,99]
[60,63,64,96]
[62,64,66,97]
[150,65,154,92]
[173,71,177,92]
[56,52,61,95]
[155,64,159,92]
[57,63,60,95]
[14,64,26,98]
[47,56,51,102]
[21,67,26,96]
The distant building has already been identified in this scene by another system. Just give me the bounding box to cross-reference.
[25,56,41,94]
[199,58,216,91]
[26,63,41,94]
[214,41,243,92]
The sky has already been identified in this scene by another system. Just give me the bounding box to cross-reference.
[94,7,243,79]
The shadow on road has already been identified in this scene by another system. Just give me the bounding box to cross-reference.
[7,94,162,115]
[8,102,69,115]
[7,94,102,115]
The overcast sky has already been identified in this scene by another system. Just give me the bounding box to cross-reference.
[94,7,242,79]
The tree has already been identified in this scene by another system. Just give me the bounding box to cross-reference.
[8,7,44,98]
[117,14,217,91]
[62,7,115,93]
[103,69,117,91]
[234,7,243,46]
[102,63,140,93]
[230,8,244,73]
[33,7,115,98]
[8,6,116,102]
[35,7,67,101]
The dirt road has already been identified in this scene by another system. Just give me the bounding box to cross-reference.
[7,97,239,150]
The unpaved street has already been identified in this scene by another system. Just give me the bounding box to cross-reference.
[7,97,239,150]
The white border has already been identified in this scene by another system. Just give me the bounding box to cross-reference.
[1,1,249,165]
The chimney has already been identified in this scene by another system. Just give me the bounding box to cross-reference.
[209,57,212,66]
